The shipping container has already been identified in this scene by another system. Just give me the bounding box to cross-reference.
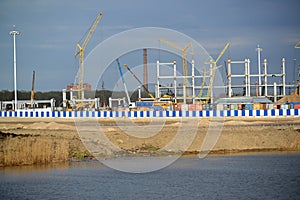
[238,104,242,110]
[245,104,253,110]
[216,104,224,110]
[266,103,273,110]
[188,104,196,111]
[181,104,188,111]
[195,104,202,111]
[230,104,238,110]
[173,103,181,111]
[294,104,300,109]
[253,103,261,110]
[281,104,288,109]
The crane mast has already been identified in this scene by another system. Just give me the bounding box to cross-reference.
[75,12,103,99]
[205,42,230,104]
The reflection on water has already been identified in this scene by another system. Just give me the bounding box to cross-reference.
[0,154,300,200]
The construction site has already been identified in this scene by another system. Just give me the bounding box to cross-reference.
[2,12,300,113]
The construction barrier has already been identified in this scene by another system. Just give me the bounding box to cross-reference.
[0,109,299,118]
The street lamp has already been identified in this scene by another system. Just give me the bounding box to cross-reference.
[9,26,20,110]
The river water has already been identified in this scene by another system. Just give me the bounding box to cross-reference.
[1,153,299,200]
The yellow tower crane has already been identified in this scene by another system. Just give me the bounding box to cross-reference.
[75,12,103,99]
[205,42,230,104]
[158,38,194,89]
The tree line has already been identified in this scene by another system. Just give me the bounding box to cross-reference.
[0,89,148,107]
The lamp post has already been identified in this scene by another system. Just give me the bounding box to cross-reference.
[9,26,20,110]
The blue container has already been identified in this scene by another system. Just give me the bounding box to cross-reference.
[153,106,163,111]
[245,104,253,110]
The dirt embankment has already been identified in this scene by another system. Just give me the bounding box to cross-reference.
[0,117,300,166]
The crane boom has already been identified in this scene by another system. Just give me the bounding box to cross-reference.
[205,42,230,104]
[123,64,155,99]
[75,12,103,99]
[158,38,193,88]
[116,59,131,104]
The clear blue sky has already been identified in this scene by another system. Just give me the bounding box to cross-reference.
[1,0,299,91]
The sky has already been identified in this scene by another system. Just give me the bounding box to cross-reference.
[0,0,300,92]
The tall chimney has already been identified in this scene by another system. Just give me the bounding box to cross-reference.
[143,48,148,91]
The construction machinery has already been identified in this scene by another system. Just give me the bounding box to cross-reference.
[204,42,230,104]
[116,59,132,106]
[75,12,103,99]
[158,38,194,89]
[123,63,155,99]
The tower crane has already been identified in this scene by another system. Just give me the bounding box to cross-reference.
[205,42,230,104]
[75,12,103,99]
[158,38,194,89]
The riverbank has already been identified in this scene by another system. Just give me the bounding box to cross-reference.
[0,117,300,166]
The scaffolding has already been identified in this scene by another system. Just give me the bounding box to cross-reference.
[227,57,291,102]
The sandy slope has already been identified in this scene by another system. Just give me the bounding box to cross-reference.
[0,117,300,166]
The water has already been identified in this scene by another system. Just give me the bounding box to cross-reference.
[1,153,300,200]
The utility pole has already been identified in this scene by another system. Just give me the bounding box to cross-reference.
[9,25,20,110]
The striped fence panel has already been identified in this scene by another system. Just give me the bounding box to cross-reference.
[0,109,299,118]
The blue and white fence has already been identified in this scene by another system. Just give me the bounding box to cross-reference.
[0,109,299,118]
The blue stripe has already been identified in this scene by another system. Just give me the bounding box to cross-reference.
[263,110,268,116]
[199,111,202,117]
[256,110,260,116]
[109,111,113,117]
[241,110,245,116]
[97,111,101,117]
[271,109,275,116]
[20,111,23,117]
[140,111,144,117]
[192,111,196,117]
[279,109,283,116]
[249,110,253,116]
[146,111,150,117]
[134,111,137,117]
[287,109,291,116]
[46,112,50,117]
[226,110,230,117]
[159,111,163,117]
[178,111,181,117]
[295,109,299,116]
[205,110,209,117]
[116,111,119,117]
[41,112,44,117]
[233,110,237,116]
[166,111,169,117]
[212,110,216,117]
[30,112,33,117]
[220,110,224,117]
